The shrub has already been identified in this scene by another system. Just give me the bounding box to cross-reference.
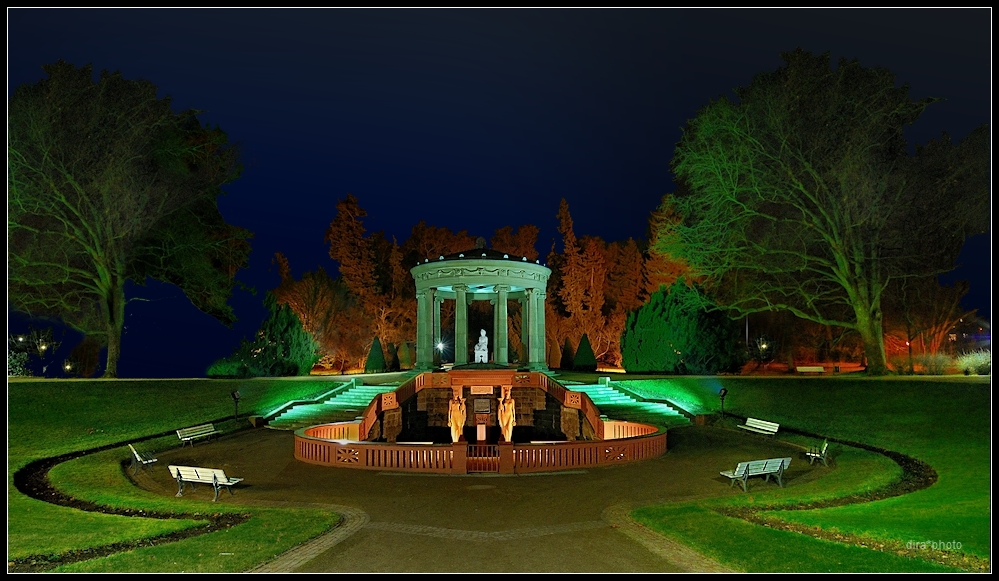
[8,351,32,377]
[397,341,413,370]
[915,353,953,375]
[573,333,597,371]
[560,337,575,370]
[386,342,401,371]
[887,355,913,375]
[206,357,248,379]
[365,337,386,373]
[956,349,991,375]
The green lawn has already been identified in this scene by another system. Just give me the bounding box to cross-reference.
[8,373,992,572]
[620,375,991,572]
[8,377,346,572]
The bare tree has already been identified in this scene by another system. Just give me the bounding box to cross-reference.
[8,61,251,377]
[661,49,989,374]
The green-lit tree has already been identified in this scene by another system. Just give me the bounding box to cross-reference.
[8,61,251,377]
[659,49,990,375]
[256,292,320,376]
[573,333,597,372]
[208,292,318,378]
[621,281,744,374]
[365,336,386,373]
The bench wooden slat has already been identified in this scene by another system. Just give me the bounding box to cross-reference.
[806,440,830,466]
[176,423,218,446]
[720,457,791,492]
[796,366,825,373]
[737,417,780,436]
[168,464,244,501]
[128,444,158,475]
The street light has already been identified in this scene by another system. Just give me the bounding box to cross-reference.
[231,390,241,421]
[719,388,728,418]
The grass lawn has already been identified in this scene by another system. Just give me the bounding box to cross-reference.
[8,376,347,572]
[617,375,991,572]
[8,373,991,572]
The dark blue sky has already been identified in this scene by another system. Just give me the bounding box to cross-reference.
[7,8,991,377]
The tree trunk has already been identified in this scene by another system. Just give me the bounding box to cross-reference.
[101,279,127,379]
[855,306,888,375]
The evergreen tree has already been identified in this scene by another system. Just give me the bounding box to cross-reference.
[386,342,401,371]
[573,333,597,372]
[207,291,318,378]
[560,337,575,370]
[365,336,386,373]
[397,341,414,370]
[621,281,743,374]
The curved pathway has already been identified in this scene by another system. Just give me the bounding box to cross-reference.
[137,426,795,572]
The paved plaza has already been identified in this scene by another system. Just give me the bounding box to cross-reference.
[136,425,823,573]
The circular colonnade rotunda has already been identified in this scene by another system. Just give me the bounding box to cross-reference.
[291,245,667,475]
[411,246,551,371]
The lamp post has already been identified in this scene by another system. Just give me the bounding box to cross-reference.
[719,388,728,418]
[231,390,241,421]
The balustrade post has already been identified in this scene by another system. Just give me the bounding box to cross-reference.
[451,442,467,474]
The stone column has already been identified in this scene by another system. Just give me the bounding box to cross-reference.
[495,285,510,364]
[490,298,498,363]
[528,287,547,371]
[454,284,468,365]
[519,296,529,364]
[415,288,434,370]
[433,295,443,365]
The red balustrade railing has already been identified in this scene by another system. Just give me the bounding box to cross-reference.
[295,422,665,474]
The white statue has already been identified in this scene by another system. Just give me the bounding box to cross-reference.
[473,329,489,363]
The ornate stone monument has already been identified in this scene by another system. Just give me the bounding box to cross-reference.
[410,248,551,371]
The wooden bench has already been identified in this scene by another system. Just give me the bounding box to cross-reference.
[168,465,244,501]
[795,366,825,374]
[720,457,792,492]
[176,423,218,446]
[737,417,780,436]
[806,439,830,466]
[128,444,158,475]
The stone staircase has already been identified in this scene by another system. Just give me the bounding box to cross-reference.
[266,382,399,431]
[265,376,690,431]
[569,379,691,428]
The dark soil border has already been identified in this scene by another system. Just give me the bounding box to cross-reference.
[9,435,250,573]
[712,418,990,572]
[8,421,990,573]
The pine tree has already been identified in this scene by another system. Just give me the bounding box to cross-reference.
[620,282,743,374]
[560,337,575,370]
[365,336,386,373]
[573,333,597,372]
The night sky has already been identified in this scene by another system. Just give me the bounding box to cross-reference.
[7,8,992,378]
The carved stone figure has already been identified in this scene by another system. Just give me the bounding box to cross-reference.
[498,387,516,443]
[448,395,467,443]
[473,329,489,363]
